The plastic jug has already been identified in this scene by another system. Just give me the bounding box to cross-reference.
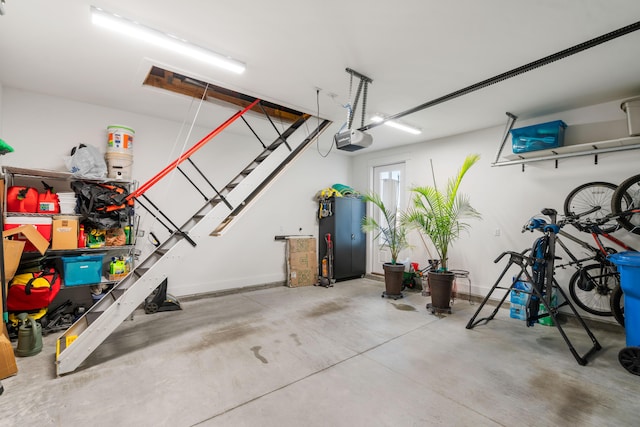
[15,314,43,357]
[7,186,38,213]
[37,181,60,213]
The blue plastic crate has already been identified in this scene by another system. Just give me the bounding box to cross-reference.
[61,254,104,286]
[511,120,567,154]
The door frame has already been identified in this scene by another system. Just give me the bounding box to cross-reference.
[367,161,406,275]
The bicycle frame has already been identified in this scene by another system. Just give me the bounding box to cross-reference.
[554,226,636,268]
[588,226,637,254]
[468,208,602,365]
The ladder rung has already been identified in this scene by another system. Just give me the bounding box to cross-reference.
[111,288,125,299]
[134,268,149,277]
[268,140,284,149]
[86,311,102,326]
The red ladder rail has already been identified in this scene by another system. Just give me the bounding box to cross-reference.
[127,98,260,201]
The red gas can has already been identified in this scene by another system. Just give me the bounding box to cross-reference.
[7,186,38,213]
[37,182,60,214]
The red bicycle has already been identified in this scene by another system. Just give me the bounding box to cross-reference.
[564,175,640,326]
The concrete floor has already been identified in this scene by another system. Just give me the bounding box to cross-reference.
[0,278,638,426]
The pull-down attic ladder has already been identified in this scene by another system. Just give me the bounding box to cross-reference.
[55,98,331,375]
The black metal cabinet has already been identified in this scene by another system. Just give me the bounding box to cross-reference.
[318,197,366,281]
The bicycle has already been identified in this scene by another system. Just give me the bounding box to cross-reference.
[612,173,640,235]
[563,177,640,325]
[524,214,626,318]
[565,176,640,235]
[556,217,633,318]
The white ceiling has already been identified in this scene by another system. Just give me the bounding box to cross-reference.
[1,0,640,153]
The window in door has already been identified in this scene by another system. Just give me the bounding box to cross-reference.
[370,162,405,274]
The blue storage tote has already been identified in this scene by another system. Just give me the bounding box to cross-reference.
[61,254,105,286]
[511,120,567,154]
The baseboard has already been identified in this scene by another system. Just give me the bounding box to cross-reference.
[180,281,287,301]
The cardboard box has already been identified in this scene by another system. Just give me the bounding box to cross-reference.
[52,218,79,250]
[288,237,315,254]
[4,217,52,252]
[3,224,50,281]
[286,237,317,287]
[0,327,18,379]
[3,239,25,282]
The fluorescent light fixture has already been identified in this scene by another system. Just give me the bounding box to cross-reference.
[90,6,246,74]
[370,115,421,135]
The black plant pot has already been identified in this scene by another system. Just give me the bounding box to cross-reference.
[428,271,455,312]
[382,263,405,300]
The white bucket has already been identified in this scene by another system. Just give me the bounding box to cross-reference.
[107,125,135,153]
[105,152,134,180]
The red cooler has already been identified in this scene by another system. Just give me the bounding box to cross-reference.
[4,216,52,252]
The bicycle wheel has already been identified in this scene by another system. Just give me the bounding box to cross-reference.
[612,173,640,235]
[568,263,618,316]
[564,182,621,233]
[610,282,625,327]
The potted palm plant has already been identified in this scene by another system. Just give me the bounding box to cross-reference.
[404,154,481,312]
[361,192,410,299]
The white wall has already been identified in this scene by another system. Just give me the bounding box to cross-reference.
[0,83,3,135]
[1,88,351,296]
[351,98,640,322]
[4,87,638,323]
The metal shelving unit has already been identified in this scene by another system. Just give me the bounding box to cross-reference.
[2,166,137,288]
[493,136,640,168]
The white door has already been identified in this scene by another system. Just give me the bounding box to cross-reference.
[370,163,405,275]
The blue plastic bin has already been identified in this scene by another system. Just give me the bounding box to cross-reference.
[511,120,567,154]
[608,252,640,346]
[61,254,105,286]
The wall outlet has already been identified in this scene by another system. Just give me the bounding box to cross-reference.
[494,228,501,237]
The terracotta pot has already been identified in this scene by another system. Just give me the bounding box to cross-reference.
[383,263,405,297]
[428,271,455,310]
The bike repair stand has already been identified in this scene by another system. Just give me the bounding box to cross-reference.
[466,208,601,366]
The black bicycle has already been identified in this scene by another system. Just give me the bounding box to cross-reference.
[525,214,625,318]
[612,173,640,235]
[563,176,640,326]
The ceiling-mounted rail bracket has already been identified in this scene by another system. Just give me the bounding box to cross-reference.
[345,68,373,129]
